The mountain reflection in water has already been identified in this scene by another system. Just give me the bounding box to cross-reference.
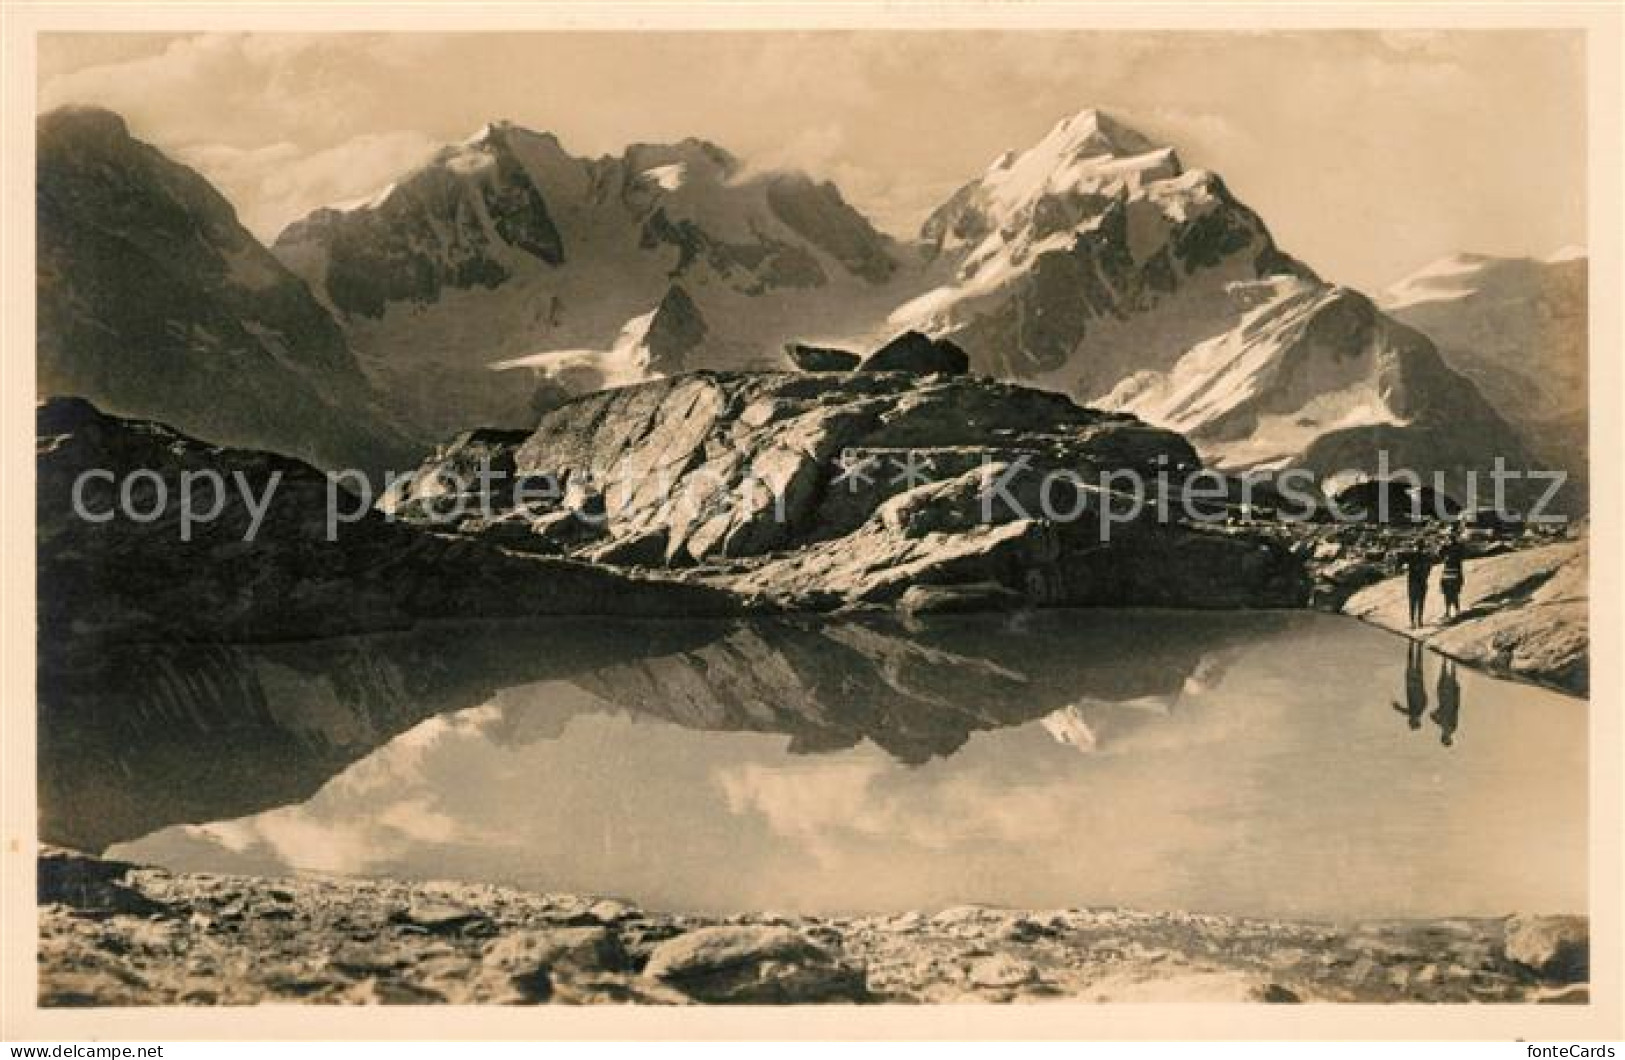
[40,610,1587,920]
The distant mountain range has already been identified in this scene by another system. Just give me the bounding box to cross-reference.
[269,121,921,440]
[36,104,1584,508]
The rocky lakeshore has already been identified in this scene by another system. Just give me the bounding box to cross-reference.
[1343,540,1588,696]
[38,849,1589,1006]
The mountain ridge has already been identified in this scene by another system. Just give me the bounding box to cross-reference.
[36,105,415,475]
[38,103,1567,506]
[1381,250,1587,511]
[268,118,924,440]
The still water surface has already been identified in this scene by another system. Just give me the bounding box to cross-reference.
[42,610,1584,919]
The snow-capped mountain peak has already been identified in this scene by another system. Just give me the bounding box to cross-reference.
[268,119,914,439]
[899,106,1306,395]
[1047,107,1161,159]
[199,105,1550,507]
[922,109,1183,258]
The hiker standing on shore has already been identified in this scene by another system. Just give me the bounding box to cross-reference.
[1439,528,1467,620]
[1401,544,1434,628]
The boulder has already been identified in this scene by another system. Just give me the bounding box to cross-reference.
[643,925,868,1003]
[37,847,168,917]
[784,342,860,372]
[967,954,1039,988]
[858,330,970,375]
[476,927,630,1002]
[899,582,1026,617]
[391,900,495,937]
[1503,915,1588,982]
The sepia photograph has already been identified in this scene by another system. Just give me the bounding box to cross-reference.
[2,1,1621,1046]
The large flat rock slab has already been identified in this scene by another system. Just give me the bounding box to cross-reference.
[1342,540,1587,696]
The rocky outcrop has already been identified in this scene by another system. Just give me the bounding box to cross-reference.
[275,124,569,320]
[36,107,414,475]
[857,330,970,375]
[36,398,736,646]
[1342,539,1587,695]
[37,849,1589,1005]
[708,479,1307,611]
[390,370,1309,610]
[1503,914,1589,983]
[637,284,709,374]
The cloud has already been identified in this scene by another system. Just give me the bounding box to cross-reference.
[150,705,509,876]
[177,130,439,239]
[40,34,410,147]
[715,756,1076,858]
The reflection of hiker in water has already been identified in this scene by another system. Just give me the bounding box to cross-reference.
[1438,529,1467,620]
[1431,658,1461,747]
[1401,546,1434,628]
[1391,640,1428,730]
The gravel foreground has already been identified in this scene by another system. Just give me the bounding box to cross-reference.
[37,849,1589,1006]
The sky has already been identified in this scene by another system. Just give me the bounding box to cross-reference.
[37,30,1586,291]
